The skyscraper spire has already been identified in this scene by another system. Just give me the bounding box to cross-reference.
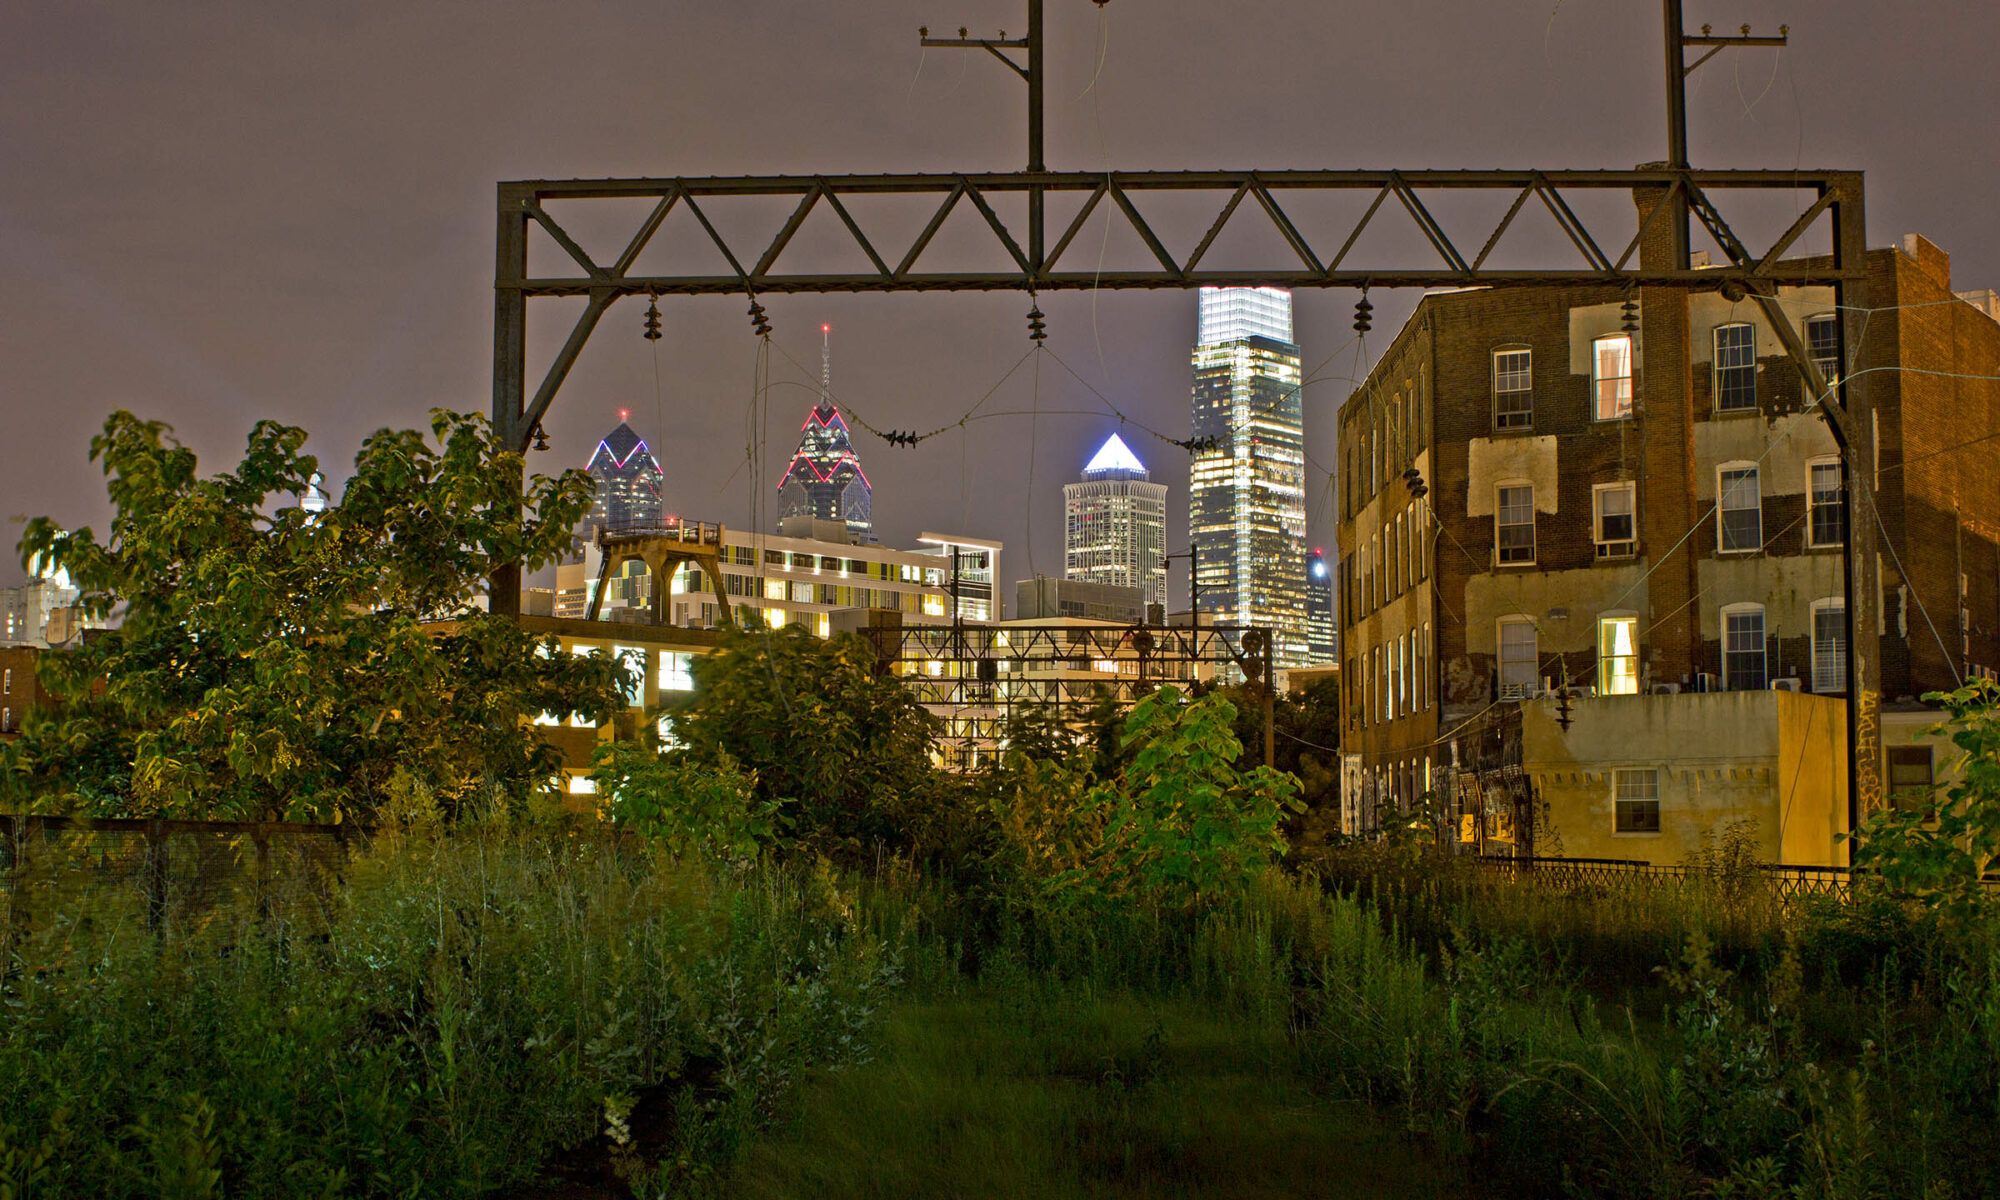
[820,323,832,401]
[778,321,874,541]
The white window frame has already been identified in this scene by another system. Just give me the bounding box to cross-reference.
[1612,767,1662,835]
[1804,313,1840,390]
[1389,633,1402,719]
[1493,347,1532,429]
[1713,322,1758,412]
[1806,457,1845,549]
[1495,481,1536,566]
[1497,617,1538,701]
[1597,614,1640,695]
[1811,598,1847,694]
[1716,463,1762,554]
[1592,334,1634,421]
[1721,603,1767,692]
[1593,481,1636,558]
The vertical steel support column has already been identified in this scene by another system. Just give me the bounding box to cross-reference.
[1262,633,1276,770]
[1833,187,1882,840]
[491,185,530,619]
[1661,0,1692,269]
[1026,0,1045,274]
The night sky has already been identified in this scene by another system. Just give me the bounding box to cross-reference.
[4,2,1995,596]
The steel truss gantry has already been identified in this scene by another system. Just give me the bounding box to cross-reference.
[492,0,1881,822]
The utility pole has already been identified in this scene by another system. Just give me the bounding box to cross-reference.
[1660,1,1788,271]
[1163,549,1200,625]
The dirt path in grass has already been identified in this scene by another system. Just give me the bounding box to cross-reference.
[729,988,1447,1199]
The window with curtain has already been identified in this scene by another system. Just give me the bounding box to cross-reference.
[1714,323,1757,411]
[1497,484,1536,564]
[1718,466,1762,552]
[1498,619,1538,699]
[1598,616,1639,694]
[1593,334,1633,420]
[1724,607,1767,690]
[1494,348,1532,428]
[1595,483,1636,557]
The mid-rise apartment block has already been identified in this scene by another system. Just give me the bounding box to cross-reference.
[1336,206,2000,863]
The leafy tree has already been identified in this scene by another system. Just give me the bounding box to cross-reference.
[1008,686,1304,912]
[589,739,777,860]
[3,410,623,821]
[665,623,940,856]
[1851,678,2000,922]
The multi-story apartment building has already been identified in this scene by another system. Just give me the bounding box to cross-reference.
[1336,206,2000,864]
[1190,287,1311,667]
[1064,434,1168,609]
[555,516,998,633]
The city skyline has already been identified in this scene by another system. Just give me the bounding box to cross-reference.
[6,5,1992,596]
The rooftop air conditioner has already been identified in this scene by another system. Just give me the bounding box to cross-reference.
[1689,672,1720,693]
[1771,677,1803,692]
[1650,683,1682,695]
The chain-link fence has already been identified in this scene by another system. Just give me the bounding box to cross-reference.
[2,815,367,943]
[1471,854,1998,910]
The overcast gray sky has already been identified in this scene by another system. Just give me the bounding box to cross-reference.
[3,1,1995,594]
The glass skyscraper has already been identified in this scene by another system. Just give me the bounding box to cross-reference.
[582,413,665,537]
[1064,433,1168,610]
[1307,546,1337,665]
[1189,286,1309,665]
[777,327,873,541]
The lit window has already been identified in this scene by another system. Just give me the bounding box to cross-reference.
[570,646,599,726]
[1594,483,1636,557]
[614,646,646,706]
[765,607,786,629]
[790,582,814,604]
[922,595,946,617]
[1808,460,1845,548]
[1598,616,1639,695]
[1496,484,1535,564]
[1493,349,1532,429]
[764,578,787,601]
[567,775,598,796]
[1723,606,1766,691]
[1805,314,1839,390]
[1812,600,1846,693]
[658,652,695,692]
[1887,746,1935,812]
[1714,324,1757,412]
[1717,466,1762,552]
[1593,334,1633,420]
[1498,618,1538,700]
[1613,768,1660,833]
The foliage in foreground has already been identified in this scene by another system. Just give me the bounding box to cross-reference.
[1851,677,2000,924]
[5,410,624,822]
[0,831,903,1199]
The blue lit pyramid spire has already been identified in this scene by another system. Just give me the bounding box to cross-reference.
[777,324,873,540]
[1083,432,1148,479]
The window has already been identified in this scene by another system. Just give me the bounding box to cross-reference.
[1,707,10,733]
[1714,323,1757,411]
[765,549,785,566]
[1594,482,1636,557]
[764,578,788,601]
[1418,624,1429,710]
[1805,313,1840,388]
[1598,616,1639,695]
[3,668,10,694]
[1613,769,1661,833]
[1388,635,1401,719]
[614,646,647,707]
[1723,605,1767,691]
[1593,334,1633,420]
[1498,618,1538,700]
[1812,600,1846,693]
[1494,348,1532,429]
[570,646,600,726]
[1717,465,1762,552]
[1807,459,1845,548]
[1887,746,1935,812]
[658,652,696,692]
[1496,484,1535,565]
[792,552,815,568]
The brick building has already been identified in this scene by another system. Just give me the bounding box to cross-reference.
[0,647,58,736]
[1335,206,2000,859]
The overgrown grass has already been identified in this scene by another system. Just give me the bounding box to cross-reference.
[0,829,905,1198]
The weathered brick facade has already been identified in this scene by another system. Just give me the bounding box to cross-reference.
[1336,216,2000,831]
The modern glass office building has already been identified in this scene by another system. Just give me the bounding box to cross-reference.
[1063,433,1168,610]
[582,414,665,537]
[1189,286,1309,665]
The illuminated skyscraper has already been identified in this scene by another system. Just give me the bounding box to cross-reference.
[777,325,873,541]
[1189,286,1309,665]
[1064,433,1167,609]
[1306,547,1337,665]
[582,410,665,537]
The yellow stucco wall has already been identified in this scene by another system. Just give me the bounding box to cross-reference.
[1521,690,1848,865]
